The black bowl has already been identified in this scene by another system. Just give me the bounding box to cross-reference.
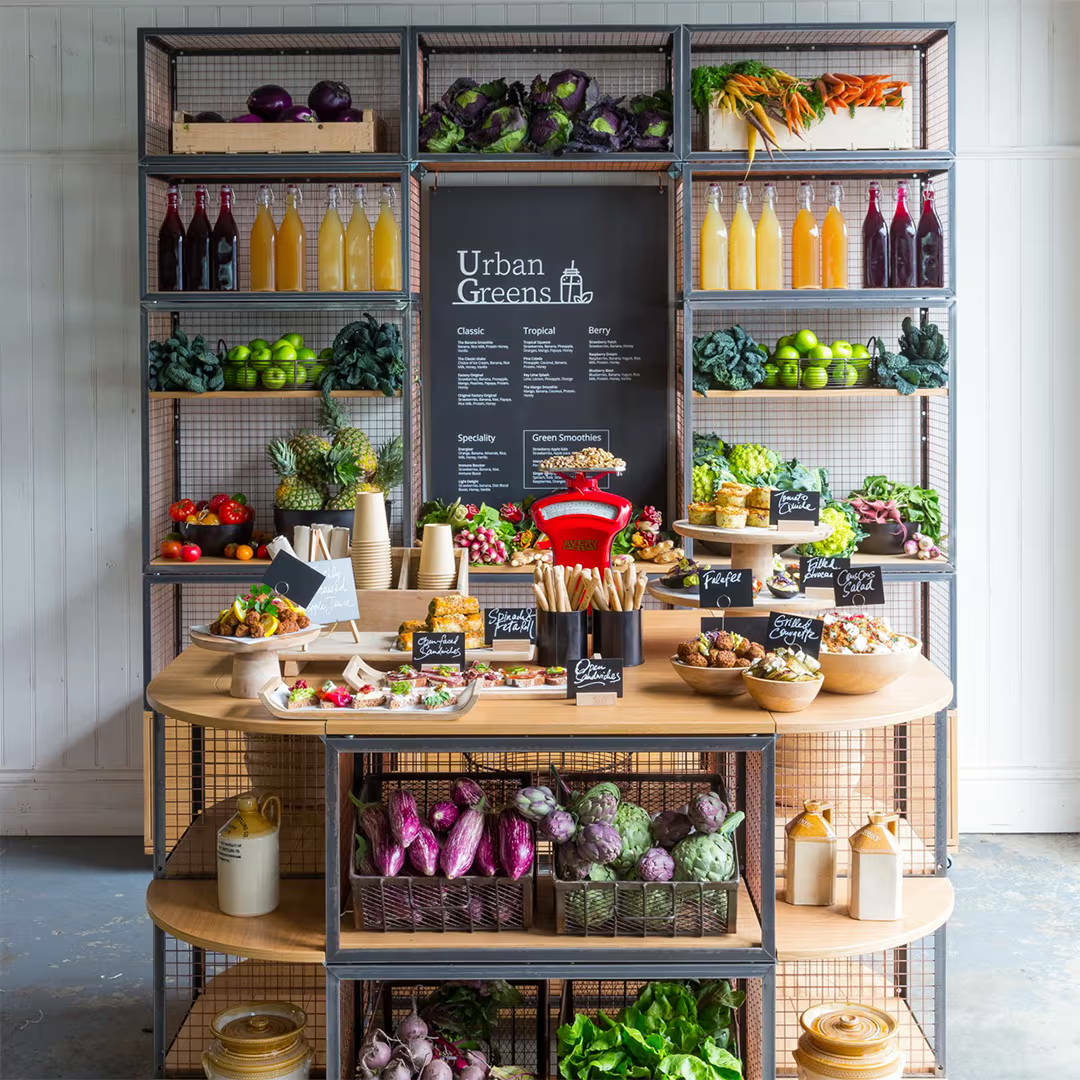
[179,521,253,557]
[857,521,910,555]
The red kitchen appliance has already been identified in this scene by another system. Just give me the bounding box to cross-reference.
[530,470,633,570]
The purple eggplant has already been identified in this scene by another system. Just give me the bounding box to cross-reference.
[279,104,316,123]
[388,789,422,847]
[230,113,264,123]
[473,813,500,876]
[407,823,440,876]
[308,79,352,121]
[246,84,292,120]
[429,800,460,833]
[498,809,535,881]
[193,111,225,123]
[352,798,405,876]
[338,107,367,122]
[451,777,485,808]
[439,798,487,879]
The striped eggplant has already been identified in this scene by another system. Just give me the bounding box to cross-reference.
[351,799,405,876]
[451,776,486,808]
[472,812,500,876]
[388,788,422,846]
[498,808,535,881]
[428,800,460,832]
[439,796,487,879]
[407,823,440,876]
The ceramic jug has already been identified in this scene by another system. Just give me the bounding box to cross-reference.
[202,1001,312,1080]
[216,792,281,917]
[784,800,837,906]
[848,810,903,921]
[793,1002,903,1080]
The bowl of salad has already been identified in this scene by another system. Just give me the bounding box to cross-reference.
[818,612,921,694]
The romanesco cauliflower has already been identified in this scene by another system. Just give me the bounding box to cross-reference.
[796,501,867,558]
[727,443,780,485]
[692,459,738,502]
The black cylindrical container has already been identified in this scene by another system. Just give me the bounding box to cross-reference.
[536,610,588,668]
[594,609,644,667]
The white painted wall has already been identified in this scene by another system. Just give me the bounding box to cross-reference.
[0,0,1074,834]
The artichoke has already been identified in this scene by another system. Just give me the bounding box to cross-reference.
[575,822,622,865]
[637,846,675,882]
[672,812,744,883]
[513,785,557,822]
[555,840,593,881]
[687,792,728,835]
[611,802,652,875]
[538,808,576,844]
[571,781,620,827]
[651,809,692,848]
[564,864,615,927]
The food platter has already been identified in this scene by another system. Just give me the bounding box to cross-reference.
[342,656,568,700]
[259,673,480,720]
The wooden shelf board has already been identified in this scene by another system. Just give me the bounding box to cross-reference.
[775,877,953,961]
[694,550,952,574]
[150,555,271,568]
[147,877,325,963]
[149,389,398,399]
[698,387,947,399]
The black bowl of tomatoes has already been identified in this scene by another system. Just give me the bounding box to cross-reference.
[169,494,254,557]
[178,521,254,557]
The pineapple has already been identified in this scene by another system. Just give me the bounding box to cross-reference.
[322,395,377,480]
[288,430,331,487]
[267,440,325,511]
[326,480,381,511]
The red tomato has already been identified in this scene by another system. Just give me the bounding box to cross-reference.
[169,499,196,523]
[218,499,247,525]
[242,504,255,523]
[256,544,269,560]
[208,492,231,513]
[179,543,202,562]
[195,500,209,511]
[160,539,182,559]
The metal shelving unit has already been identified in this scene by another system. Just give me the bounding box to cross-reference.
[141,21,956,1080]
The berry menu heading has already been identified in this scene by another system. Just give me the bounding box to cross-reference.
[423,187,669,511]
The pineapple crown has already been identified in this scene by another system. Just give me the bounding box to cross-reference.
[267,438,298,478]
[321,392,349,437]
[322,441,362,487]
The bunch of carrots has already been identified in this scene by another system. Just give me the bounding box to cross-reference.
[813,73,908,112]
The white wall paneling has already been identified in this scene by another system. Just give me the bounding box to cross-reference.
[0,0,1074,833]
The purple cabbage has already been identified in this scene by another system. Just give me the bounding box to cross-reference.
[568,96,635,153]
[418,104,466,153]
[441,77,506,126]
[280,104,316,123]
[547,68,594,114]
[527,73,555,109]
[528,105,573,154]
[246,84,292,121]
[308,79,352,121]
[497,809,535,881]
[466,104,527,153]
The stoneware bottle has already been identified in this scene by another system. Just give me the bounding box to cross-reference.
[216,792,281,917]
[848,810,903,921]
[784,799,837,906]
[202,1001,312,1080]
[793,1002,903,1080]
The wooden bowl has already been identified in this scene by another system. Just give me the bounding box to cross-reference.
[818,636,921,694]
[669,657,748,697]
[742,672,823,712]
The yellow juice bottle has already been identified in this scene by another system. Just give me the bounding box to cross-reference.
[249,184,276,292]
[728,182,756,290]
[318,184,345,292]
[792,181,821,289]
[756,181,783,289]
[275,183,306,292]
[822,181,848,289]
[346,184,372,292]
[373,184,402,292]
[699,183,728,290]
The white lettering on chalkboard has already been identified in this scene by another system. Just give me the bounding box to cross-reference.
[454,250,594,307]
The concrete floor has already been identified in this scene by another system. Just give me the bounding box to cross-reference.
[1,834,1077,1079]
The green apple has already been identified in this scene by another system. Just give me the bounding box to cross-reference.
[793,329,819,355]
[227,344,251,364]
[318,347,333,360]
[248,338,270,352]
[222,365,240,389]
[808,343,834,362]
[776,334,796,351]
[237,367,258,390]
[855,366,872,386]
[250,346,272,369]
[830,340,854,360]
[283,364,307,387]
[779,363,801,389]
[851,343,871,360]
[271,343,298,365]
[296,347,317,363]
[774,345,801,361]
[763,362,780,388]
[830,361,858,387]
[802,365,829,390]
[261,365,288,390]
[282,333,304,350]
[305,362,325,383]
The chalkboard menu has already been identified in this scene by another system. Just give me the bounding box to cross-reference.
[423,187,669,511]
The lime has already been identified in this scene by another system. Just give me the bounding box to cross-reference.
[793,329,819,354]
[272,343,298,364]
[808,343,834,362]
[237,367,259,390]
[261,366,288,390]
[851,343,871,360]
[802,365,828,389]
[227,344,251,364]
[830,340,854,360]
[283,333,304,350]
[248,338,270,352]
[779,363,801,389]
[774,345,801,361]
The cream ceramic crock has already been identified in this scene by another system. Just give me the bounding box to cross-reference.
[202,1001,312,1080]
[793,1002,903,1080]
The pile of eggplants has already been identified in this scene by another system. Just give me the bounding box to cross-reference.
[350,777,536,883]
[192,80,366,124]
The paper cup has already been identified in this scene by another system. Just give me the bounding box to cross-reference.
[352,492,390,542]
[418,525,456,577]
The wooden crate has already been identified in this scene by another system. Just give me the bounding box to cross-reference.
[707,87,912,151]
[346,546,470,631]
[171,111,382,154]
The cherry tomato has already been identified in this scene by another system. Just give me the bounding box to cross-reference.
[235,544,254,562]
[160,539,182,559]
[256,544,269,560]
[180,543,202,562]
[223,543,239,559]
[218,499,247,525]
[169,499,196,523]
[208,493,231,513]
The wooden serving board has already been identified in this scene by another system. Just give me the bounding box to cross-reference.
[276,629,535,664]
[342,655,566,700]
[259,676,479,721]
[672,520,833,546]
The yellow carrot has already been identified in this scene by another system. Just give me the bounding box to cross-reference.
[751,100,778,143]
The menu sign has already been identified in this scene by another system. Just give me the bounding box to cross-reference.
[800,556,849,588]
[834,566,886,607]
[771,490,822,523]
[699,568,754,609]
[412,632,466,668]
[423,187,669,511]
[484,607,537,644]
[569,657,624,701]
[766,612,824,658]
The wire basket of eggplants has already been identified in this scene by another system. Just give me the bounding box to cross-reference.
[179,521,253,557]
[592,609,643,666]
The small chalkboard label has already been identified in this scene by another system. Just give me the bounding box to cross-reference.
[305,558,361,624]
[834,565,886,607]
[262,552,327,610]
[484,607,538,644]
[800,556,850,588]
[771,490,822,523]
[766,612,824,658]
[569,657,624,700]
[412,632,466,668]
[701,616,769,646]
[699,567,754,609]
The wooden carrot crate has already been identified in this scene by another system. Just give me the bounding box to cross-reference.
[171,111,383,154]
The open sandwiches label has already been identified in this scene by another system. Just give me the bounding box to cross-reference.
[569,657,623,705]
[412,632,467,668]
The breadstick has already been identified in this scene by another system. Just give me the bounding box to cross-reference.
[576,579,594,611]
[624,563,636,608]
[634,574,647,610]
[605,567,622,612]
[542,562,555,611]
[590,567,609,610]
[533,582,550,611]
[556,565,571,613]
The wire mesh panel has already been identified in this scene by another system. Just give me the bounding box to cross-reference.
[142,30,404,157]
[776,934,940,1076]
[162,938,327,1078]
[689,26,952,153]
[145,176,406,294]
[689,175,951,292]
[150,583,180,678]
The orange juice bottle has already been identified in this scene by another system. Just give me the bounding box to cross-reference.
[373,184,402,292]
[756,182,783,289]
[249,184,276,292]
[346,185,372,292]
[275,184,306,291]
[318,184,345,292]
[699,183,728,290]
[792,181,820,289]
[728,182,756,290]
[822,181,848,289]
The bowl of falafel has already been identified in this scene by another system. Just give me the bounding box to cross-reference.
[669,629,766,697]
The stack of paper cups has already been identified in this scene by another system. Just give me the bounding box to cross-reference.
[351,492,393,589]
[417,523,457,590]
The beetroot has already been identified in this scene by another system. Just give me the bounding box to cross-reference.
[497,808,535,881]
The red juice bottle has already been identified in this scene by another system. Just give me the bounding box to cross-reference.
[184,184,212,291]
[889,179,917,288]
[862,180,889,288]
[157,183,185,291]
[211,184,239,291]
[916,179,944,288]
